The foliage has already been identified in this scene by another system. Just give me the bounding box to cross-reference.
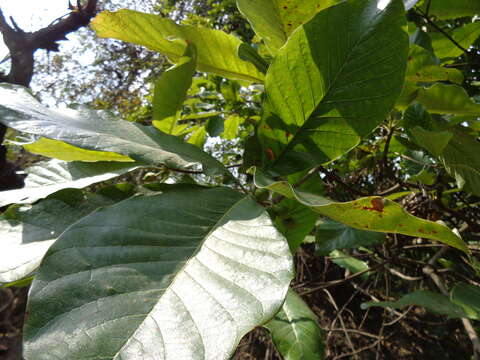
[0,0,479,359]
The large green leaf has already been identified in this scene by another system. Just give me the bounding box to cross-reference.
[92,10,264,83]
[0,84,224,175]
[153,44,196,134]
[362,290,471,319]
[419,0,480,20]
[0,188,132,284]
[24,185,294,360]
[431,22,480,60]
[316,219,385,255]
[253,169,468,253]
[0,159,139,207]
[416,83,480,116]
[259,0,408,175]
[236,0,342,54]
[265,289,324,360]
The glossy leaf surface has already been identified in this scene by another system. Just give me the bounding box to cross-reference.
[265,289,324,360]
[0,159,138,207]
[24,185,293,360]
[259,0,408,174]
[0,189,131,283]
[0,84,224,174]
[92,10,264,82]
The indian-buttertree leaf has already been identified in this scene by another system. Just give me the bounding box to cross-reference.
[361,290,470,319]
[0,84,224,175]
[0,188,131,284]
[24,185,294,360]
[92,10,264,83]
[416,83,480,116]
[451,283,480,320]
[316,218,385,255]
[431,22,480,60]
[153,43,197,134]
[418,0,480,20]
[259,0,408,175]
[24,137,133,162]
[264,289,325,360]
[236,0,343,54]
[252,168,468,253]
[0,159,139,207]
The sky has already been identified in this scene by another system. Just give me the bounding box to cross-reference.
[0,1,69,58]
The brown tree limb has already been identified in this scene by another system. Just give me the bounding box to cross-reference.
[0,0,98,191]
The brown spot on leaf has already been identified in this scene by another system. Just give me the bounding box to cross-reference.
[266,148,276,160]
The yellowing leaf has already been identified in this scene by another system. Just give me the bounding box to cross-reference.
[92,10,264,83]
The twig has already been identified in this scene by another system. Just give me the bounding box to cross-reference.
[300,261,388,295]
[415,8,470,54]
[318,165,369,197]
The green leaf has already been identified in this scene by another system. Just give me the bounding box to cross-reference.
[419,0,480,20]
[439,127,480,197]
[23,137,133,162]
[316,219,385,255]
[236,0,342,54]
[264,289,324,360]
[361,290,470,319]
[329,250,370,280]
[0,159,139,207]
[259,0,408,175]
[91,10,264,83]
[237,43,269,74]
[187,125,207,148]
[24,185,294,360]
[223,114,244,140]
[404,45,463,85]
[152,44,196,134]
[0,84,225,175]
[253,169,468,253]
[274,199,318,252]
[431,22,480,59]
[451,283,480,320]
[417,83,480,116]
[206,116,224,137]
[0,189,131,283]
[409,126,453,156]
